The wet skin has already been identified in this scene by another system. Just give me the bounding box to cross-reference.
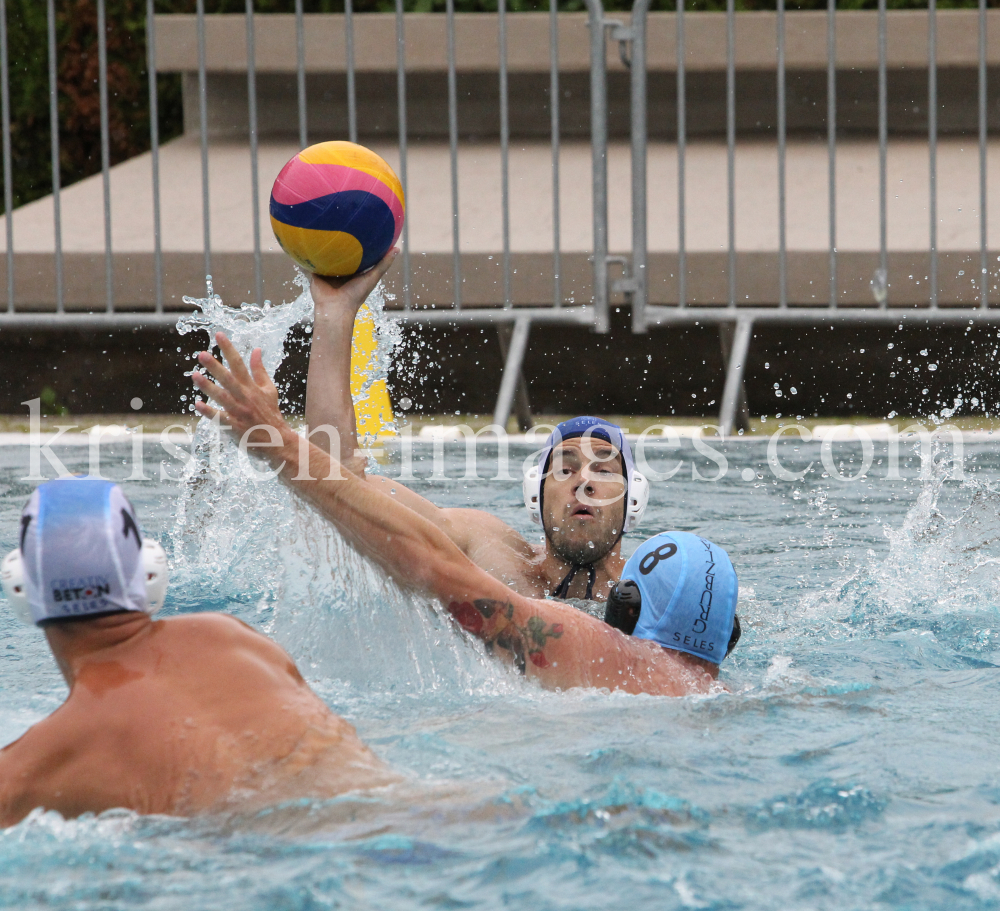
[541,440,627,570]
[0,611,399,826]
[192,335,721,697]
[302,254,628,602]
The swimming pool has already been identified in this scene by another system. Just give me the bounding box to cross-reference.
[1,426,999,910]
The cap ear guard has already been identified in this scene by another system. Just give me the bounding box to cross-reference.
[523,463,543,525]
[525,464,648,534]
[1,549,33,625]
[141,539,169,614]
[1,539,169,625]
[624,469,649,533]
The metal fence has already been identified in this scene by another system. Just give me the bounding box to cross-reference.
[0,2,995,432]
[612,0,995,433]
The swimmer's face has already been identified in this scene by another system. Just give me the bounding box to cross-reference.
[541,437,627,567]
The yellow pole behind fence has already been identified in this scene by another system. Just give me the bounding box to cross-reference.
[350,303,394,438]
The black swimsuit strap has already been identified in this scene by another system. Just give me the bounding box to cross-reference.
[552,563,597,601]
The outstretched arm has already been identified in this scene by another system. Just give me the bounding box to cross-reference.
[192,337,711,696]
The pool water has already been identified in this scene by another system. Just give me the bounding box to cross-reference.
[2,431,1000,910]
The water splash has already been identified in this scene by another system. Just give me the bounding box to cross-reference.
[167,272,504,696]
[788,451,1000,653]
[176,272,313,379]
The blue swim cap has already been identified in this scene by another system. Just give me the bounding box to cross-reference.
[18,477,149,624]
[536,416,635,479]
[625,531,738,664]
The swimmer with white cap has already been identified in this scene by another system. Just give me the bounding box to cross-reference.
[0,477,398,826]
[303,253,648,603]
[193,337,741,696]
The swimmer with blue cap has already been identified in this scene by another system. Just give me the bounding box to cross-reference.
[299,258,648,603]
[196,336,741,694]
[605,531,741,665]
[0,476,398,826]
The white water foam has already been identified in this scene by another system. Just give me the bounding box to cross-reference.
[786,448,1000,650]
[168,274,508,696]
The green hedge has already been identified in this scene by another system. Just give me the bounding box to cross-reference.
[2,0,992,215]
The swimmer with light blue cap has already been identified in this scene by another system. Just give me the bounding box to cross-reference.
[604,531,741,665]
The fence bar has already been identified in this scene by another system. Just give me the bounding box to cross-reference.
[979,0,988,309]
[777,0,787,309]
[718,318,753,437]
[46,0,62,314]
[928,0,937,309]
[827,0,836,308]
[295,0,307,149]
[644,306,1000,326]
[630,0,649,331]
[550,0,562,309]
[97,0,113,313]
[146,0,163,313]
[345,0,357,143]
[587,0,609,333]
[0,0,12,312]
[877,0,888,302]
[245,0,263,305]
[677,0,686,309]
[395,0,411,310]
[446,0,461,310]
[493,316,531,429]
[499,0,512,310]
[726,0,735,309]
[196,0,211,277]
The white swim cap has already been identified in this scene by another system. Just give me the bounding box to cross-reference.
[11,477,158,625]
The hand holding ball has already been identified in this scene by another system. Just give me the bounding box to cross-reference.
[269,142,405,278]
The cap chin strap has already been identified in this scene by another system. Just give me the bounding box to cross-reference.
[551,563,597,601]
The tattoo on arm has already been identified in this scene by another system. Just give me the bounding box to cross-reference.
[447,599,564,675]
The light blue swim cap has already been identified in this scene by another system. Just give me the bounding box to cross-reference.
[18,477,149,624]
[625,531,738,664]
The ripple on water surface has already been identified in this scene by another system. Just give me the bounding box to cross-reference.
[2,302,1000,906]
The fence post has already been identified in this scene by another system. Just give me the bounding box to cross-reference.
[718,319,753,437]
[585,0,610,334]
[493,317,532,431]
[629,0,649,333]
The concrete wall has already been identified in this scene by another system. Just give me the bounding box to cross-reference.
[2,318,996,420]
[161,10,1000,140]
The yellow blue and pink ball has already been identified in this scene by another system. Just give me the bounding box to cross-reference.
[269,142,405,278]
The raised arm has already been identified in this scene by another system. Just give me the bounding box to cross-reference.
[304,253,398,477]
[192,337,712,697]
[305,257,521,561]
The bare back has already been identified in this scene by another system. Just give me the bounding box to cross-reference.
[0,614,397,826]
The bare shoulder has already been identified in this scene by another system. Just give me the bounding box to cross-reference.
[161,613,287,657]
[439,507,534,555]
[0,710,77,826]
[164,612,256,638]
